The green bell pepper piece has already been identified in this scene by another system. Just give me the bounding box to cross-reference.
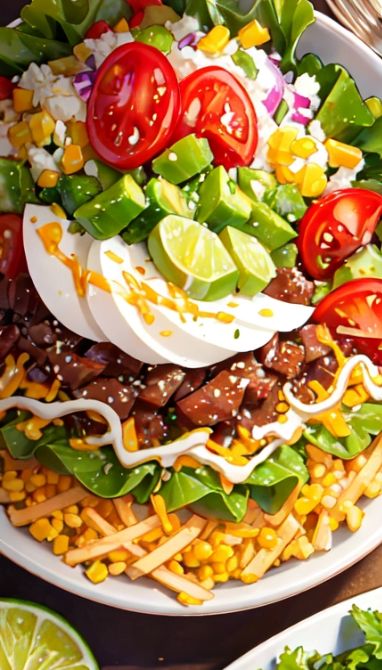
[271,242,298,268]
[0,158,37,213]
[238,167,277,202]
[135,25,173,53]
[74,174,146,240]
[274,99,289,125]
[196,166,252,234]
[58,174,102,217]
[152,135,214,185]
[263,183,307,223]
[85,160,121,191]
[122,177,193,245]
[39,186,62,205]
[231,49,258,80]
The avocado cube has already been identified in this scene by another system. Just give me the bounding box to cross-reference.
[152,135,213,185]
[333,244,382,289]
[240,202,298,251]
[197,166,252,234]
[58,174,102,217]
[238,167,277,202]
[74,174,146,240]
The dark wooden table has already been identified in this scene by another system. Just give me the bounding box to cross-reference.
[1,2,379,669]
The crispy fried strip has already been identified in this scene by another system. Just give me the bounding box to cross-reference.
[81,507,119,536]
[0,450,38,471]
[65,515,161,566]
[113,495,138,527]
[126,515,206,581]
[264,486,300,527]
[8,487,87,527]
[0,488,10,504]
[241,514,301,580]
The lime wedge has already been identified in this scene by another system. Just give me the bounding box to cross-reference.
[219,226,276,296]
[0,599,99,670]
[148,215,240,301]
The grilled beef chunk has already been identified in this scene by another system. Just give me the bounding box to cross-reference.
[132,400,168,445]
[305,354,338,391]
[173,368,206,402]
[64,411,109,437]
[139,364,186,407]
[74,378,138,421]
[177,370,246,426]
[258,334,305,379]
[8,274,40,317]
[47,351,106,391]
[0,325,20,359]
[29,322,57,348]
[264,267,314,305]
[18,336,47,367]
[85,343,142,377]
[300,325,331,363]
[240,384,280,432]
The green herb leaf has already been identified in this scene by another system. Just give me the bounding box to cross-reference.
[351,606,382,660]
[274,0,315,73]
[277,647,320,670]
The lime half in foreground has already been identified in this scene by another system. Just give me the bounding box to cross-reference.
[0,599,99,670]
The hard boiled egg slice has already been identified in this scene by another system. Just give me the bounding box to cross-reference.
[87,236,235,367]
[23,204,107,342]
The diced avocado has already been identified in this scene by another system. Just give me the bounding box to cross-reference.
[231,50,258,80]
[271,243,298,268]
[274,100,289,125]
[84,159,121,191]
[196,166,252,234]
[0,158,37,213]
[219,226,276,296]
[238,167,277,203]
[333,244,382,289]
[135,25,173,53]
[58,174,102,217]
[239,201,298,251]
[263,184,307,223]
[152,135,214,185]
[122,178,193,245]
[74,175,146,240]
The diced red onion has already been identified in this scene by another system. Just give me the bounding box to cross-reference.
[292,110,310,125]
[263,56,285,116]
[179,33,198,49]
[269,53,281,66]
[293,91,310,109]
[73,71,97,102]
[85,54,97,71]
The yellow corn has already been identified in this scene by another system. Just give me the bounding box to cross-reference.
[73,42,93,63]
[86,561,108,584]
[109,561,127,576]
[151,494,173,534]
[8,121,32,149]
[364,480,382,498]
[64,513,83,529]
[209,530,226,548]
[53,534,69,556]
[57,475,72,492]
[311,463,326,479]
[3,471,17,483]
[193,540,214,561]
[30,474,47,488]
[109,549,130,563]
[241,572,258,584]
[37,170,60,189]
[83,528,98,543]
[182,550,200,569]
[68,121,89,148]
[346,504,364,532]
[226,555,239,573]
[61,145,84,175]
[197,26,230,55]
[167,560,184,575]
[257,527,278,550]
[96,499,114,518]
[214,572,230,583]
[29,518,57,542]
[212,561,227,575]
[238,19,270,49]
[29,111,55,147]
[13,88,34,113]
[290,137,317,159]
[173,455,200,472]
[2,477,24,492]
[113,18,129,32]
[51,518,64,534]
[33,487,47,504]
[322,473,337,487]
[197,565,214,581]
[45,484,57,500]
[177,592,203,607]
[52,510,64,521]
[329,517,339,531]
[210,544,234,563]
[80,495,99,508]
[343,384,369,408]
[300,163,327,198]
[324,138,363,169]
[9,491,26,502]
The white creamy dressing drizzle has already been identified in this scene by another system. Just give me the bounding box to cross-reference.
[1,355,381,485]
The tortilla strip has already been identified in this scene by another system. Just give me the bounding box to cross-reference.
[0,450,38,471]
[0,488,10,504]
[241,514,300,580]
[8,487,87,527]
[113,495,138,527]
[264,486,300,528]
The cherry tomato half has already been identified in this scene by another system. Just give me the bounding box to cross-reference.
[126,0,162,13]
[87,43,181,171]
[298,188,382,281]
[313,278,382,364]
[85,21,112,40]
[171,66,258,171]
[0,76,14,101]
[0,214,26,279]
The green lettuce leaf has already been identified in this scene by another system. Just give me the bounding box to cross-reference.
[315,64,375,143]
[351,606,382,660]
[353,116,382,159]
[297,52,323,77]
[277,647,321,670]
[159,466,249,522]
[304,403,382,459]
[272,0,315,73]
[246,445,308,514]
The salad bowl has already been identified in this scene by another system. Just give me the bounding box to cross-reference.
[2,0,382,616]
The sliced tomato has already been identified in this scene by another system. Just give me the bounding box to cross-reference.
[85,21,112,40]
[0,214,26,279]
[87,43,180,171]
[0,76,13,101]
[313,278,382,364]
[298,188,382,281]
[126,0,162,12]
[171,66,258,171]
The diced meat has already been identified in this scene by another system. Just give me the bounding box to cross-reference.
[264,267,314,306]
[85,343,142,377]
[27,364,52,385]
[74,378,138,421]
[47,351,106,391]
[173,368,206,402]
[51,322,83,350]
[177,370,246,426]
[290,375,315,404]
[305,354,338,391]
[29,322,57,348]
[258,334,305,379]
[0,325,19,360]
[8,274,39,317]
[64,412,108,437]
[0,277,10,321]
[18,336,47,367]
[300,325,331,363]
[244,371,277,405]
[240,384,280,432]
[211,419,236,447]
[132,400,168,445]
[139,364,186,408]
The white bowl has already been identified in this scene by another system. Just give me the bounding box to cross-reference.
[2,11,382,616]
[224,585,382,670]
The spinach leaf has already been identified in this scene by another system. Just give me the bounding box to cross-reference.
[315,65,375,143]
[163,0,186,16]
[304,403,382,459]
[351,606,382,660]
[297,52,323,77]
[353,116,382,159]
[274,0,315,73]
[246,445,308,514]
[160,466,249,522]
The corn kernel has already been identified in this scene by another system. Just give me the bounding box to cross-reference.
[311,463,326,479]
[141,527,163,544]
[64,513,83,529]
[8,121,32,149]
[80,495,99,508]
[47,471,60,485]
[3,471,17,483]
[197,565,214,581]
[62,145,84,175]
[226,555,239,573]
[322,473,337,487]
[68,121,89,148]
[210,544,234,563]
[300,163,327,198]
[29,111,55,148]
[177,592,203,607]
[57,476,72,492]
[167,560,184,575]
[329,517,339,531]
[214,572,230,583]
[109,561,127,576]
[51,510,64,520]
[65,505,80,515]
[197,26,230,55]
[182,550,200,569]
[290,137,317,159]
[209,530,226,548]
[241,572,258,584]
[257,527,278,550]
[114,18,129,33]
[295,497,317,516]
[86,561,108,584]
[346,504,364,532]
[13,88,34,113]
[51,518,64,534]
[30,474,46,488]
[9,491,26,502]
[212,562,227,575]
[53,534,69,556]
[3,477,24,492]
[365,480,382,498]
[83,528,98,543]
[29,518,57,542]
[109,549,130,563]
[238,19,270,49]
[321,495,337,510]
[324,138,363,169]
[37,170,60,189]
[33,487,47,504]
[193,540,214,562]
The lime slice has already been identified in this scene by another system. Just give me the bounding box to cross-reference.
[148,215,239,301]
[0,599,99,670]
[219,226,276,296]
